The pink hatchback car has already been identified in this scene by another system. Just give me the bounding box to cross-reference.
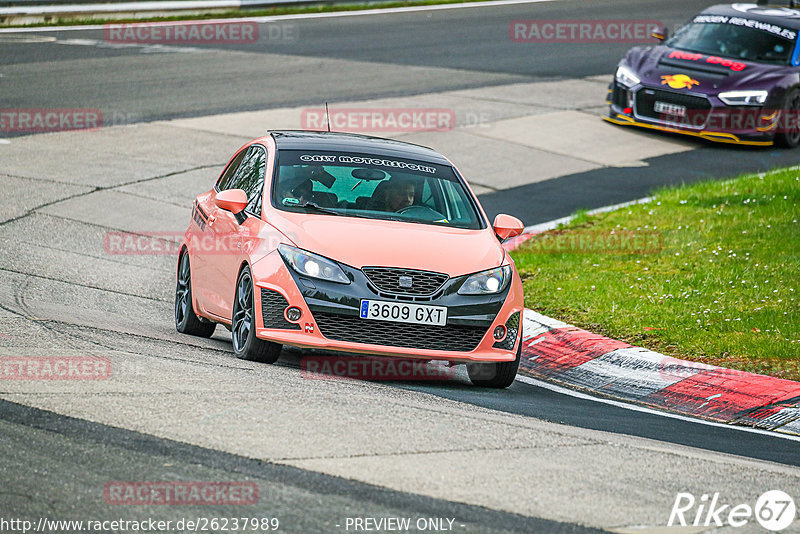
[176,131,525,388]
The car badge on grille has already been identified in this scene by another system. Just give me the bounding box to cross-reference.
[398,276,413,288]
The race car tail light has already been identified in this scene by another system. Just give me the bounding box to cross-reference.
[285,306,302,322]
[492,312,520,351]
[260,289,301,330]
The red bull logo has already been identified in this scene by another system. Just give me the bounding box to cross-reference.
[661,74,700,90]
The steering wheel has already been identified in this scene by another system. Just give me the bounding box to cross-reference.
[396,205,446,220]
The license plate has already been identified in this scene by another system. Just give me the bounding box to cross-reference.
[654,101,686,117]
[359,299,447,326]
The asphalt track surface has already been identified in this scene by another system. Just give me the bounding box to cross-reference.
[3,0,800,224]
[0,400,595,534]
[2,0,800,532]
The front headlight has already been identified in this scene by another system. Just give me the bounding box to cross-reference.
[278,245,349,284]
[458,265,512,295]
[615,64,641,88]
[718,90,768,106]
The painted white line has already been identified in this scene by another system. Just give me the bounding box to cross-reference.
[523,196,652,235]
[515,374,800,442]
[0,35,57,43]
[0,0,554,33]
[56,37,203,53]
[0,139,11,144]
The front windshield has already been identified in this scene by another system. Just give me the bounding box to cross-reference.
[271,150,484,230]
[666,20,796,65]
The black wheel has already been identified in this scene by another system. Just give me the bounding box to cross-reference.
[232,266,282,363]
[467,335,521,388]
[776,88,800,148]
[175,252,216,338]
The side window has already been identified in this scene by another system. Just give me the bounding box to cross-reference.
[216,149,248,191]
[421,179,435,209]
[227,146,268,216]
[442,180,470,223]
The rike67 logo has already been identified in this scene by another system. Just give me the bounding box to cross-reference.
[669,490,796,531]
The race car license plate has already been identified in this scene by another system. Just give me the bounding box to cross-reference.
[654,101,686,117]
[359,300,447,326]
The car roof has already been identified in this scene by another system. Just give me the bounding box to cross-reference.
[700,3,800,31]
[269,130,451,165]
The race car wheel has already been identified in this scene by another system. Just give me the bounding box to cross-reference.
[776,88,800,148]
[175,252,216,338]
[232,266,282,363]
[467,334,521,388]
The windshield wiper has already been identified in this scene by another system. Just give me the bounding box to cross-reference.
[296,202,340,216]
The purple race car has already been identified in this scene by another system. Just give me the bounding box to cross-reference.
[606,2,800,147]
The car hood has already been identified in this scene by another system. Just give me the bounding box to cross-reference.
[623,45,790,93]
[267,211,505,277]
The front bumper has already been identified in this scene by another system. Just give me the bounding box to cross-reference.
[250,251,523,363]
[606,80,775,146]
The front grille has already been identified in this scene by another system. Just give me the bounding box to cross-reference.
[635,88,711,126]
[362,267,449,297]
[314,312,487,352]
[260,288,300,330]
[493,311,520,350]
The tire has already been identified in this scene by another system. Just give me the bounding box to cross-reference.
[231,266,282,363]
[175,252,216,338]
[775,88,800,148]
[467,334,521,388]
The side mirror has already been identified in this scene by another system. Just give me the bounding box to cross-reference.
[215,189,248,214]
[493,214,524,241]
[651,26,668,41]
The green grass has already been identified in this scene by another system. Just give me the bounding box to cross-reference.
[511,166,800,381]
[1,0,493,28]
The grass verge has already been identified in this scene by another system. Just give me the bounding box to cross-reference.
[1,0,493,28]
[510,166,800,381]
